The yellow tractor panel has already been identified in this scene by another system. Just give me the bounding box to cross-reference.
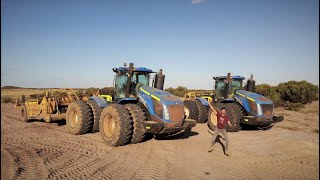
[99,95,113,102]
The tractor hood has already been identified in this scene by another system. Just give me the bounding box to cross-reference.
[235,90,273,104]
[137,85,184,123]
[138,85,183,105]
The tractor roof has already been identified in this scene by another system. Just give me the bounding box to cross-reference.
[213,75,245,80]
[112,67,154,73]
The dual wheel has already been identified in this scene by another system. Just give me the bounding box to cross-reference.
[66,101,146,146]
[183,100,244,132]
[207,102,244,132]
[183,100,208,123]
[66,100,105,134]
[99,104,146,146]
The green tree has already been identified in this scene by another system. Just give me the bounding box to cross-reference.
[84,87,99,96]
[100,87,114,96]
[255,84,283,106]
[165,87,175,95]
[165,86,189,97]
[175,86,188,97]
[255,84,272,97]
[278,81,318,104]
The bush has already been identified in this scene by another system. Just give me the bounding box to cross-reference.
[286,102,304,111]
[256,81,318,107]
[83,87,99,96]
[278,81,318,104]
[255,84,272,97]
[29,93,39,99]
[255,84,283,107]
[1,96,13,103]
[165,87,175,95]
[75,90,84,97]
[267,88,283,107]
[165,86,188,97]
[100,87,114,96]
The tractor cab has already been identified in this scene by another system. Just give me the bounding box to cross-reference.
[213,73,245,101]
[112,63,165,101]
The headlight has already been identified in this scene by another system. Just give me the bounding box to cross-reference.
[163,105,170,120]
[257,104,263,115]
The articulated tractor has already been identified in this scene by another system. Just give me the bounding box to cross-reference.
[184,73,284,132]
[18,63,196,146]
[66,63,196,146]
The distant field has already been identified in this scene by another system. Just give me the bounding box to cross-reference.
[1,88,83,99]
[1,89,48,99]
[1,88,213,100]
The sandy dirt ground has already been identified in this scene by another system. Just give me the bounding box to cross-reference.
[1,102,319,180]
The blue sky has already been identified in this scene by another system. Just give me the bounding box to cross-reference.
[1,0,319,89]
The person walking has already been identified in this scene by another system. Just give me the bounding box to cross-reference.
[208,102,234,156]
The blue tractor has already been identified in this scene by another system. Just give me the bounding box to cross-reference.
[185,73,284,132]
[65,63,196,146]
[208,73,284,131]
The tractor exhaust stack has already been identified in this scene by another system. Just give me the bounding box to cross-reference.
[153,69,165,90]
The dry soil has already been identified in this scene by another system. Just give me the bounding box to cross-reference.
[1,102,319,180]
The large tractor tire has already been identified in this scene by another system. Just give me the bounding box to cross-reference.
[66,101,93,135]
[20,104,29,122]
[125,104,147,144]
[183,100,199,121]
[220,102,244,132]
[99,104,133,146]
[194,100,209,123]
[207,108,217,131]
[87,100,103,133]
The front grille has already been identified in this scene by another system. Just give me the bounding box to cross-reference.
[260,104,273,116]
[168,104,184,122]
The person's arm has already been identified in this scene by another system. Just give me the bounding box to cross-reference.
[227,119,236,127]
[227,120,233,127]
[209,101,218,115]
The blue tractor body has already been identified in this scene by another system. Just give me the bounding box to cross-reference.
[233,89,282,126]
[204,73,284,132]
[88,63,195,146]
[138,85,184,123]
[234,90,273,116]
[136,85,191,134]
[65,63,195,146]
[88,96,109,108]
